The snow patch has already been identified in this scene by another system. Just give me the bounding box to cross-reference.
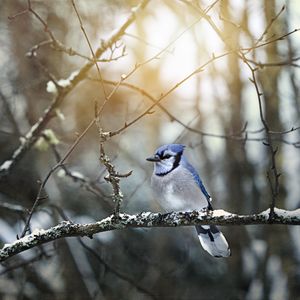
[140,212,152,218]
[57,70,79,88]
[70,171,85,179]
[212,209,232,217]
[260,208,300,219]
[32,228,47,236]
[46,70,79,94]
[46,81,58,94]
[97,215,113,224]
[131,5,138,13]
[274,207,300,218]
[25,122,40,140]
[0,160,13,171]
[57,169,66,178]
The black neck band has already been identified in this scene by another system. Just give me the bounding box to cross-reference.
[156,152,182,177]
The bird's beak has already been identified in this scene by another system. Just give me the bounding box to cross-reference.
[146,155,160,162]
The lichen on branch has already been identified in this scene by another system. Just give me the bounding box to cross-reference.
[1,207,300,262]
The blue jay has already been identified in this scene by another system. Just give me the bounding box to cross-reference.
[147,144,230,258]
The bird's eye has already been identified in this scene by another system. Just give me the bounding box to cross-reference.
[163,154,172,159]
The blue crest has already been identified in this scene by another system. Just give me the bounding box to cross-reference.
[155,144,185,156]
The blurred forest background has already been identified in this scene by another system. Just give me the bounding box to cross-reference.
[0,0,300,299]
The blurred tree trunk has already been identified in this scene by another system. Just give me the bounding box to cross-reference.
[58,239,92,299]
[258,1,288,299]
[220,0,256,297]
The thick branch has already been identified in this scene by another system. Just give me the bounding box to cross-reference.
[0,0,149,179]
[1,207,300,262]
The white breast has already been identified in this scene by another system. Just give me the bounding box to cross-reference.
[151,165,209,212]
[163,183,186,211]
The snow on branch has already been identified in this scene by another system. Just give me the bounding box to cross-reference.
[1,207,300,262]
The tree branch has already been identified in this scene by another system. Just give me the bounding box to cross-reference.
[1,207,300,262]
[0,0,150,179]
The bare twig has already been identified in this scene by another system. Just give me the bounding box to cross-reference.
[240,29,300,52]
[88,77,300,146]
[247,56,300,69]
[71,0,108,101]
[20,119,95,238]
[95,109,132,218]
[255,5,286,46]
[25,40,52,57]
[24,1,99,61]
[122,16,204,81]
[121,0,219,83]
[247,67,281,219]
[110,51,232,137]
[47,139,108,199]
[124,32,173,54]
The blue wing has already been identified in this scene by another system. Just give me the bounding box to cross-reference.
[181,156,212,207]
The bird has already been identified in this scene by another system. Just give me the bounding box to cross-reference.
[146,143,230,258]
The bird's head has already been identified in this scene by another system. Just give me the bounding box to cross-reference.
[146,144,185,176]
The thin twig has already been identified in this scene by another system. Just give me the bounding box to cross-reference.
[20,119,95,238]
[48,140,108,199]
[240,29,300,52]
[182,0,286,220]
[248,66,281,220]
[255,5,286,46]
[247,56,300,69]
[110,51,232,137]
[71,0,108,102]
[88,77,300,146]
[95,107,132,218]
